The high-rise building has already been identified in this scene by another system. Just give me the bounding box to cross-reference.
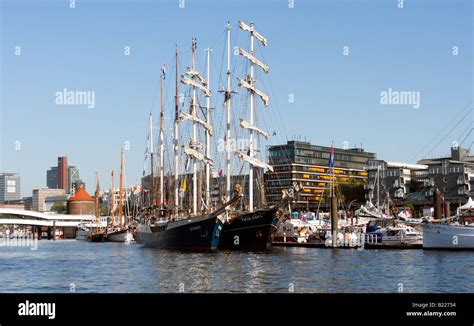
[67,166,82,193]
[0,173,21,203]
[46,166,58,189]
[58,156,68,191]
[46,157,83,194]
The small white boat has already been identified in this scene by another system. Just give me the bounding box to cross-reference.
[76,229,89,241]
[75,221,107,240]
[366,225,422,245]
[107,228,134,243]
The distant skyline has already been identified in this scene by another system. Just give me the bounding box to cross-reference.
[1,0,472,197]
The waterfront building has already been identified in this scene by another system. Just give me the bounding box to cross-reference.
[417,146,474,202]
[266,141,375,211]
[367,160,428,204]
[101,187,132,211]
[67,186,95,215]
[0,173,21,203]
[32,188,66,212]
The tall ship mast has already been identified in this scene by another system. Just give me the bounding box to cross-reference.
[87,171,107,242]
[136,39,241,250]
[218,21,288,251]
[107,149,134,242]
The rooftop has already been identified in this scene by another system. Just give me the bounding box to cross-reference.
[68,187,93,202]
[385,161,428,170]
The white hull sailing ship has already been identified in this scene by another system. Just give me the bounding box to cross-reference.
[423,197,474,250]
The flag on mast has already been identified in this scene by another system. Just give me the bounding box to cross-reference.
[161,64,166,80]
[328,143,335,168]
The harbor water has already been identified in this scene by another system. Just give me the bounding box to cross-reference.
[0,240,472,293]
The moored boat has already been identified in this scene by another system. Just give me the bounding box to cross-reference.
[87,231,108,242]
[423,197,474,250]
[365,223,423,248]
[219,207,279,250]
[423,223,474,250]
[107,228,134,243]
[136,214,223,250]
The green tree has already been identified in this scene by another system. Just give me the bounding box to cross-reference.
[338,179,366,206]
[50,201,67,214]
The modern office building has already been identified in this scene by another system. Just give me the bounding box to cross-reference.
[32,188,66,212]
[46,166,58,189]
[0,173,21,203]
[266,141,376,211]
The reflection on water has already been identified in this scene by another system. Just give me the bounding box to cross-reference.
[0,241,472,293]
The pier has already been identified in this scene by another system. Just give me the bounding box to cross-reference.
[0,208,95,239]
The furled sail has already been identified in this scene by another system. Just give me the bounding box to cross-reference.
[238,20,267,46]
[186,67,208,86]
[184,145,213,165]
[239,119,269,139]
[180,111,213,136]
[238,48,269,73]
[235,151,274,172]
[181,75,211,97]
[237,77,269,107]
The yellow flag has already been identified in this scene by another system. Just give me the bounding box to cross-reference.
[182,177,187,192]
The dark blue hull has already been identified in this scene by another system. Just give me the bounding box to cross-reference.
[218,207,279,251]
[136,215,223,251]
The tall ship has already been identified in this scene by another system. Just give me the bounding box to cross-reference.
[215,21,283,250]
[135,40,239,250]
[423,196,474,250]
[136,21,290,250]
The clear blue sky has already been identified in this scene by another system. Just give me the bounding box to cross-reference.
[1,0,472,197]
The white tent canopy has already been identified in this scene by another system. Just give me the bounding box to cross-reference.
[459,197,474,210]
